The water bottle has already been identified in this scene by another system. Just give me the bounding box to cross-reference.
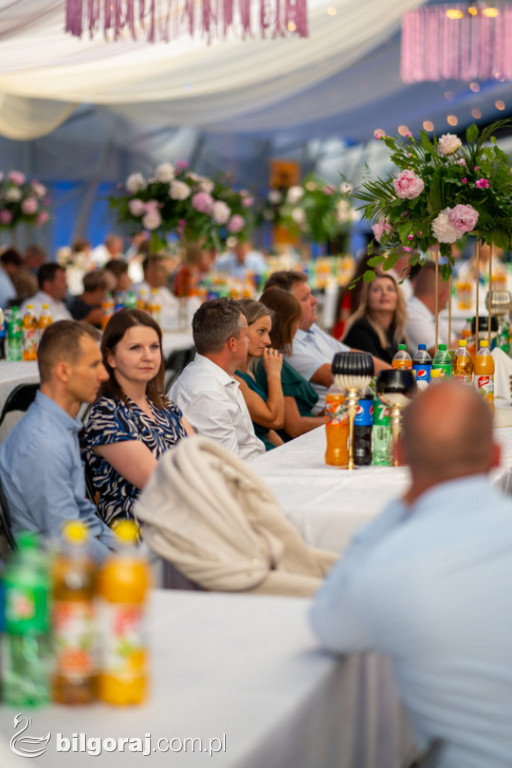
[6,306,22,362]
[353,390,373,466]
[392,344,412,370]
[371,399,392,466]
[2,532,51,707]
[432,343,452,379]
[412,343,432,384]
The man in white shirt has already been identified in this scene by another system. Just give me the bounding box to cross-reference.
[170,298,265,460]
[20,263,72,322]
[133,255,179,327]
[406,262,451,355]
[91,234,124,267]
[216,241,267,281]
[263,271,390,413]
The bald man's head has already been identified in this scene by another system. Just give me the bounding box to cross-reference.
[400,382,499,488]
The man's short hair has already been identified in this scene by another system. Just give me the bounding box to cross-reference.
[104,259,129,278]
[37,262,64,290]
[0,248,23,268]
[192,298,244,355]
[263,270,308,292]
[142,255,162,274]
[83,270,107,293]
[38,320,100,384]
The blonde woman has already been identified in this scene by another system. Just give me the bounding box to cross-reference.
[342,273,407,364]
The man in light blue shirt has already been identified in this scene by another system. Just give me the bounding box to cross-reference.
[0,320,117,560]
[263,270,390,412]
[216,241,267,282]
[311,382,512,768]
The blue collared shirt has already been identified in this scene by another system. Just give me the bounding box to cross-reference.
[310,475,512,767]
[0,391,117,560]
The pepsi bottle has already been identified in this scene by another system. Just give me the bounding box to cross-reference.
[412,343,432,384]
[353,390,373,466]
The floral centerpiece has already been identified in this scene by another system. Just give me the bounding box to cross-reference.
[0,171,50,231]
[355,120,512,282]
[260,174,357,246]
[110,162,253,251]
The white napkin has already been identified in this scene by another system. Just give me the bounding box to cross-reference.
[491,347,512,399]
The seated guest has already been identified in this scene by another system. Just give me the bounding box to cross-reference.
[104,259,132,293]
[257,288,325,440]
[170,298,265,460]
[311,382,512,767]
[0,321,117,560]
[20,262,72,322]
[24,244,47,274]
[133,255,179,320]
[69,270,108,328]
[263,270,390,414]
[216,241,267,282]
[406,262,451,355]
[91,233,124,267]
[234,299,284,451]
[172,242,215,297]
[342,273,407,364]
[83,309,194,527]
[0,248,22,308]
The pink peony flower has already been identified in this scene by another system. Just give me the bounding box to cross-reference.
[475,178,490,189]
[474,166,478,171]
[406,132,413,138]
[462,178,468,184]
[128,198,146,216]
[175,161,189,171]
[438,134,462,156]
[21,197,38,215]
[407,234,414,241]
[431,209,460,244]
[458,158,466,167]
[32,182,47,197]
[242,195,254,208]
[402,246,413,253]
[228,214,245,233]
[448,204,479,233]
[372,220,392,242]
[142,210,162,230]
[36,211,49,225]
[191,192,213,214]
[212,201,231,225]
[393,169,424,199]
[0,210,13,224]
[8,170,26,185]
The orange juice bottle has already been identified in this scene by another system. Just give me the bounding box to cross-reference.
[22,304,38,360]
[137,288,148,311]
[52,521,97,705]
[97,521,150,706]
[474,339,495,412]
[325,384,348,467]
[102,294,114,331]
[38,303,52,337]
[148,289,161,325]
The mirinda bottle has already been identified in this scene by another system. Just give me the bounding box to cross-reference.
[97,521,150,706]
[391,344,412,370]
[474,339,495,413]
[325,384,349,467]
[22,304,38,361]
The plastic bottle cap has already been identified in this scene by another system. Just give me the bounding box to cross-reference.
[438,344,447,350]
[42,304,48,309]
[480,340,489,347]
[62,520,89,545]
[16,531,39,550]
[114,520,139,545]
[459,339,467,347]
[398,344,407,350]
[418,344,426,350]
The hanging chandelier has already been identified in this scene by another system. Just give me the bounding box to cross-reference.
[401,2,512,82]
[65,0,308,42]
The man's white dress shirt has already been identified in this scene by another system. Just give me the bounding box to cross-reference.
[20,290,72,322]
[405,296,449,350]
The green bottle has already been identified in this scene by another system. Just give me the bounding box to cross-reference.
[432,343,452,380]
[2,532,51,707]
[6,307,22,362]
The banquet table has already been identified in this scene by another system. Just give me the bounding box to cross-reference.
[248,421,512,554]
[0,590,415,768]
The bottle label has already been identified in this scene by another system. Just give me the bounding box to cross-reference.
[432,363,452,378]
[453,374,473,386]
[354,399,374,426]
[98,601,147,678]
[325,397,348,426]
[23,328,38,358]
[475,375,494,401]
[5,585,49,634]
[412,363,431,382]
[392,360,412,370]
[54,602,96,677]
[373,400,390,425]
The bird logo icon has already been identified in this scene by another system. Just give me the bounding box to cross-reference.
[10,714,51,759]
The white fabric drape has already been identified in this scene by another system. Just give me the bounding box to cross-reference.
[0,0,425,138]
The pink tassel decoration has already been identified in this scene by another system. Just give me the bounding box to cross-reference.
[402,2,512,82]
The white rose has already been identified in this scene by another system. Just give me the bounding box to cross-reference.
[431,208,460,244]
[186,172,200,183]
[268,190,282,204]
[212,201,231,225]
[155,163,175,183]
[142,210,162,230]
[170,180,191,200]
[198,178,214,194]
[6,187,22,202]
[291,207,306,225]
[438,133,462,156]
[287,186,304,205]
[340,182,353,195]
[126,173,147,193]
[32,182,47,198]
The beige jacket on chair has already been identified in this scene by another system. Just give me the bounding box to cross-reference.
[134,435,336,597]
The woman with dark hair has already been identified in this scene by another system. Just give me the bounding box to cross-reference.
[342,273,407,364]
[83,308,194,526]
[256,288,325,441]
[234,298,284,451]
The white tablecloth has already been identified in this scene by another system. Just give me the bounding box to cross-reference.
[0,361,39,443]
[0,590,415,768]
[249,424,512,554]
